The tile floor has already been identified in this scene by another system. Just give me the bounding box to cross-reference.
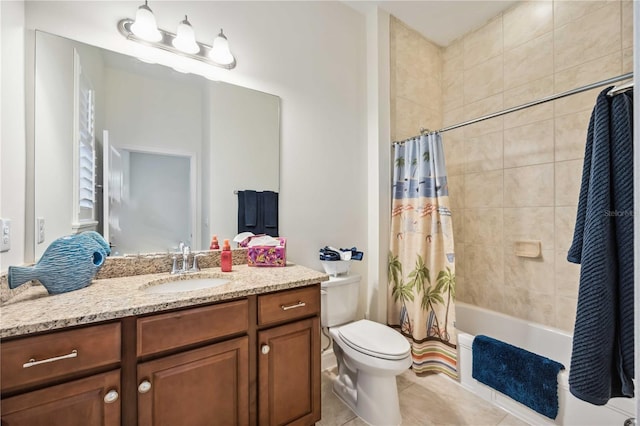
[318,368,530,426]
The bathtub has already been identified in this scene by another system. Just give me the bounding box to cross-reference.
[455,302,635,425]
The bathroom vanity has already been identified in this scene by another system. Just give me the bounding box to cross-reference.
[0,265,326,425]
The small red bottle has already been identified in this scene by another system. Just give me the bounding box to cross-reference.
[209,235,219,250]
[221,239,232,272]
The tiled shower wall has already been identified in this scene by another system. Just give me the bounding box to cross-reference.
[390,0,633,332]
[442,0,633,331]
[390,16,443,141]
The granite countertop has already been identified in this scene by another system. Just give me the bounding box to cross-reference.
[0,264,329,339]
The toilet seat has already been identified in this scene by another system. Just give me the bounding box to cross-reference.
[337,319,411,361]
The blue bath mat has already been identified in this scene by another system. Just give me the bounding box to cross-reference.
[472,335,565,419]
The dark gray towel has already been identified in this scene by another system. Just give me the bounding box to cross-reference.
[263,191,278,229]
[567,87,634,405]
[237,190,279,237]
[243,190,258,226]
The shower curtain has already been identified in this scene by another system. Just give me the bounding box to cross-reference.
[388,133,457,378]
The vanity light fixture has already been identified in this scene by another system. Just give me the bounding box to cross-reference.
[118,1,237,70]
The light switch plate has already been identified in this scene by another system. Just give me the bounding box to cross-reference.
[0,218,11,252]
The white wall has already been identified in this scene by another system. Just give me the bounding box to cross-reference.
[22,1,368,281]
[0,0,26,272]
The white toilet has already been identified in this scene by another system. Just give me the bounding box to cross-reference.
[321,274,412,426]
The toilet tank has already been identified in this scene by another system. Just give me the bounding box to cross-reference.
[321,274,361,327]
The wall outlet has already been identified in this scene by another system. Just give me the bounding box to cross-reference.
[0,218,11,252]
[37,217,45,244]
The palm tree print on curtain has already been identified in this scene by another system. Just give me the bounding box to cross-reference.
[388,133,457,378]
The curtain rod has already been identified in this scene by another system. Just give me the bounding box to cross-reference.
[392,71,633,145]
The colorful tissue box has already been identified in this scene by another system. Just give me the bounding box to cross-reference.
[247,237,286,267]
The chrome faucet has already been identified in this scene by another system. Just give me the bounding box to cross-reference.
[171,243,205,275]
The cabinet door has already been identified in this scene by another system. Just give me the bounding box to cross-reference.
[258,317,320,426]
[1,369,121,426]
[137,336,249,426]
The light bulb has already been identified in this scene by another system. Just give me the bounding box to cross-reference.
[209,29,235,66]
[172,15,200,54]
[131,1,162,42]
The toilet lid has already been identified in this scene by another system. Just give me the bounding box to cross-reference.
[337,319,410,360]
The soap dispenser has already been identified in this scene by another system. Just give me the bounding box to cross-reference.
[221,239,232,272]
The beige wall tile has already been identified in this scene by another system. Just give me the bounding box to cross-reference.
[395,97,427,141]
[555,206,579,251]
[503,76,554,129]
[503,0,553,50]
[504,32,553,91]
[555,109,591,161]
[465,209,503,246]
[554,2,621,72]
[464,55,504,104]
[451,208,465,245]
[556,296,577,331]
[463,14,503,70]
[522,289,556,326]
[443,131,465,176]
[502,286,555,326]
[443,37,463,62]
[465,131,503,173]
[464,94,504,138]
[555,160,583,206]
[424,106,443,131]
[465,244,505,307]
[455,241,465,278]
[443,107,464,127]
[504,119,554,168]
[554,88,602,117]
[419,39,442,82]
[622,48,633,74]
[504,248,554,294]
[443,56,463,111]
[448,175,465,209]
[555,249,580,297]
[622,0,633,49]
[504,207,554,249]
[554,52,622,93]
[465,170,503,208]
[456,275,468,302]
[554,0,616,28]
[504,163,554,207]
[395,66,428,106]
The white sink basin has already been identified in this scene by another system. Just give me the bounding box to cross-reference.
[143,278,231,294]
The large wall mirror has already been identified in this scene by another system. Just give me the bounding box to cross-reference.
[34,31,280,259]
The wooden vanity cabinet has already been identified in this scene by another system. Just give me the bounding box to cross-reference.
[1,369,121,426]
[135,300,249,426]
[1,283,321,426]
[0,323,122,426]
[257,285,321,426]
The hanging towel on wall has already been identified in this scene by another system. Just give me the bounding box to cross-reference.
[263,191,279,229]
[237,190,279,237]
[567,87,634,405]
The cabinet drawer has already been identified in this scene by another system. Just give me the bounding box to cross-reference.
[258,285,320,326]
[1,322,121,394]
[137,299,248,357]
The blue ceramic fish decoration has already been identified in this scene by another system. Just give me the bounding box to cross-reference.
[8,231,111,295]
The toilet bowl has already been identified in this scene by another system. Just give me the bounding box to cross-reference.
[321,274,412,426]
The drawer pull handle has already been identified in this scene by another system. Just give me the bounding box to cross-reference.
[104,389,119,404]
[23,349,78,368]
[261,344,270,355]
[281,301,306,311]
[138,380,152,394]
